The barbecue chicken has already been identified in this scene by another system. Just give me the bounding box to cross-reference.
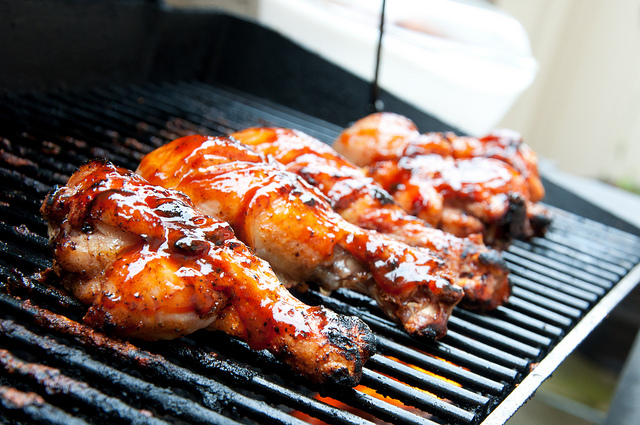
[334,112,551,244]
[137,136,464,338]
[232,127,510,310]
[41,160,376,386]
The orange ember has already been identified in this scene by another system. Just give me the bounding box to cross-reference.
[384,354,462,387]
[291,354,464,423]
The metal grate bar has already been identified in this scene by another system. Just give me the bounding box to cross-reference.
[511,239,624,281]
[546,224,640,265]
[303,289,519,383]
[510,286,582,318]
[0,385,91,425]
[508,274,592,310]
[0,347,175,425]
[550,208,640,248]
[507,263,600,303]
[453,309,553,348]
[447,316,541,358]
[441,330,530,369]
[365,355,490,407]
[359,369,477,423]
[504,252,607,296]
[543,231,638,270]
[0,294,331,425]
[0,320,241,425]
[508,245,615,288]
[514,237,628,277]
[493,306,564,338]
[337,387,439,425]
[504,297,573,328]
[160,342,377,425]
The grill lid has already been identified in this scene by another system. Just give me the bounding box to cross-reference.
[1,81,639,425]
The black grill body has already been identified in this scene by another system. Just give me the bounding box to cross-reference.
[1,2,640,425]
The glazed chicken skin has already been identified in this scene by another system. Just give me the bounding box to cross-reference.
[367,154,529,244]
[137,136,464,338]
[41,160,376,386]
[334,112,550,243]
[334,112,544,202]
[452,129,545,203]
[232,127,510,310]
[452,128,552,236]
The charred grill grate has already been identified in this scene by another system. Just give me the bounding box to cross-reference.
[0,81,639,425]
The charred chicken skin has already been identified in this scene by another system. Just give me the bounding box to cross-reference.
[137,136,464,338]
[231,127,510,310]
[334,112,551,243]
[41,160,376,386]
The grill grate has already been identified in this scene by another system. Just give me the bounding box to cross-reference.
[1,81,639,425]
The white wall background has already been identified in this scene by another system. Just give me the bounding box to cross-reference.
[494,0,640,189]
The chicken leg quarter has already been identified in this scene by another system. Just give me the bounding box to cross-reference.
[41,160,376,386]
[231,127,510,311]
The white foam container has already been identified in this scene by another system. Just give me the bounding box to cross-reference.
[257,0,538,135]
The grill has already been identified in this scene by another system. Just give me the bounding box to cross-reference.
[1,80,640,425]
[2,3,640,425]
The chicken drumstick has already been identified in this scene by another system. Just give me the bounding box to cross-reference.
[334,112,551,243]
[137,136,464,338]
[41,160,375,386]
[231,127,510,310]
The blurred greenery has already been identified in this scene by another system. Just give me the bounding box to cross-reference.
[602,177,640,196]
